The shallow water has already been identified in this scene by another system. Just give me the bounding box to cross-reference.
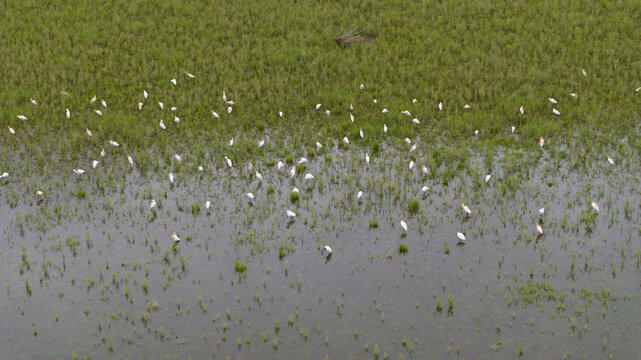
[1,146,640,359]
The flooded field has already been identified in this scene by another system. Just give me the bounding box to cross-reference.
[1,142,640,359]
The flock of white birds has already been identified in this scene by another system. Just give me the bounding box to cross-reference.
[3,68,621,254]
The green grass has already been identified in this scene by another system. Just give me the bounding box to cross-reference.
[398,242,408,253]
[234,261,247,274]
[1,0,640,169]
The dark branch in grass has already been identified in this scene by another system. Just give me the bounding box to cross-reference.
[335,27,374,47]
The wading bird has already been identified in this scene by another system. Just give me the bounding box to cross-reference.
[365,153,370,163]
[127,155,134,165]
[100,149,105,157]
[412,118,420,124]
[185,72,195,78]
[168,173,174,183]
[109,140,119,147]
[143,90,148,99]
[343,137,349,144]
[305,173,314,180]
[86,128,93,137]
[324,245,332,255]
[205,201,211,210]
[591,201,599,212]
[536,223,543,235]
[247,193,254,200]
[171,232,180,243]
[150,199,157,209]
[357,190,363,199]
[607,156,615,165]
[485,175,491,182]
[400,220,407,233]
[29,98,37,105]
[360,129,364,138]
[66,108,70,118]
[290,167,295,178]
[457,232,466,244]
[539,137,544,148]
[101,99,107,108]
[94,110,102,116]
[315,103,321,110]
[174,154,181,162]
[170,79,176,85]
[277,161,284,170]
[224,156,232,168]
[539,208,545,216]
[461,203,471,216]
[409,161,414,170]
[421,186,429,193]
[211,110,219,119]
[287,209,296,218]
[548,98,557,104]
[159,102,164,110]
[258,139,264,148]
[92,160,99,169]
[17,115,27,120]
[552,108,560,115]
[138,102,143,110]
[316,142,322,149]
[8,126,15,134]
[73,169,85,176]
[159,120,166,129]
[382,108,388,113]
[383,124,388,133]
[438,102,442,110]
[520,105,524,114]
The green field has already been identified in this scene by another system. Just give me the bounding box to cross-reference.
[2,0,641,163]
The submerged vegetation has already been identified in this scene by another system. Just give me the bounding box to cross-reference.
[0,0,641,359]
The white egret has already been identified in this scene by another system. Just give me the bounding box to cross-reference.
[412,98,417,103]
[171,106,177,112]
[226,100,235,105]
[324,245,333,254]
[138,102,143,110]
[511,126,515,133]
[171,232,180,242]
[582,68,587,76]
[290,167,295,178]
[17,115,28,120]
[591,201,599,212]
[315,103,321,110]
[412,118,420,124]
[570,93,577,98]
[247,193,255,199]
[548,98,557,104]
[305,173,314,180]
[539,137,544,148]
[360,83,364,89]
[519,105,524,114]
[90,95,97,103]
[174,154,181,162]
[255,172,263,181]
[222,91,227,102]
[169,172,174,183]
[150,199,157,209]
[536,223,543,235]
[101,99,107,108]
[86,128,93,137]
[410,144,416,152]
[292,187,299,193]
[383,124,388,133]
[258,139,264,148]
[109,140,119,147]
[229,138,234,146]
[198,166,203,172]
[438,102,442,110]
[298,157,308,164]
[159,102,164,110]
[143,90,148,99]
[404,138,411,144]
[277,161,284,170]
[457,232,466,243]
[174,116,180,123]
[421,185,429,193]
[92,160,99,169]
[552,108,560,115]
[635,87,641,92]
[373,99,377,104]
[35,190,44,198]
[185,71,195,78]
[211,110,220,119]
[170,78,177,85]
[66,108,71,118]
[357,190,363,199]
[30,97,38,105]
[463,104,470,109]
[474,129,479,136]
[127,155,134,165]
[316,141,322,149]
[365,153,370,163]
[100,148,105,157]
[607,156,615,165]
[287,209,296,218]
[382,108,388,113]
[400,220,408,232]
[539,208,545,216]
[343,137,349,144]
[401,110,411,116]
[325,110,330,115]
[205,201,211,210]
[461,203,471,216]
[73,169,85,175]
[8,126,15,134]
[279,111,283,117]
[349,113,354,122]
[224,156,232,168]
[421,165,427,174]
[227,106,232,114]
[409,161,414,170]
[159,120,166,129]
[360,129,364,138]
[0,172,8,178]
[485,174,491,182]
[349,103,353,110]
[94,110,102,116]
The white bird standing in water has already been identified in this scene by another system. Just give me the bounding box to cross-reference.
[421,165,427,174]
[324,245,332,255]
[325,110,330,116]
[343,137,349,144]
[412,118,420,124]
[127,155,134,165]
[224,156,232,168]
[536,223,543,235]
[174,116,180,123]
[258,139,265,148]
[461,203,471,216]
[290,167,296,178]
[316,141,323,149]
[539,208,545,216]
[421,186,429,193]
[205,201,211,210]
[287,209,296,218]
[246,193,255,200]
[73,169,85,176]
[109,140,119,147]
[171,232,180,243]
[357,190,363,199]
[438,102,443,110]
[607,156,615,165]
[360,129,364,138]
[409,161,415,170]
[211,110,220,119]
[277,161,284,170]
[400,220,408,233]
[198,166,203,172]
[298,157,307,164]
[457,232,466,242]
[0,172,9,179]
[485,175,491,182]
[349,113,354,122]
[85,128,93,137]
[150,199,157,209]
[159,102,164,110]
[401,110,411,116]
[169,172,174,183]
[382,108,388,113]
[591,201,600,212]
[365,153,370,163]
[227,106,233,114]
[92,160,99,169]
[255,172,263,181]
[174,154,181,162]
[511,126,515,133]
[305,173,314,180]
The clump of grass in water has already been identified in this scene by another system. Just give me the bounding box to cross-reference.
[290,192,299,203]
[235,261,247,273]
[398,243,408,253]
[407,199,419,215]
[369,220,378,228]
